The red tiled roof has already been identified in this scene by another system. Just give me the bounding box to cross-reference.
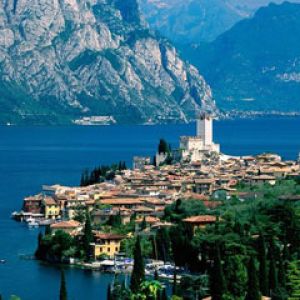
[136,216,160,224]
[202,201,222,209]
[51,220,81,228]
[100,198,142,205]
[94,233,125,240]
[183,215,217,224]
[43,197,57,205]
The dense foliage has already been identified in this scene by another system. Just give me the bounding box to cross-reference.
[80,162,127,186]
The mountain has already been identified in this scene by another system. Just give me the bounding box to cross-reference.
[0,0,215,125]
[185,2,300,112]
[139,0,300,43]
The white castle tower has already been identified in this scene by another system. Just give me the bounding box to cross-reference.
[179,112,220,162]
[196,112,213,146]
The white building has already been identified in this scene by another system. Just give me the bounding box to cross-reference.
[180,113,220,162]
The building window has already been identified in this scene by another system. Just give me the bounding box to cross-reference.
[100,247,103,252]
[115,247,118,251]
[108,248,110,252]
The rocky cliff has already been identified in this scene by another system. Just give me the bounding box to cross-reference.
[0,0,215,125]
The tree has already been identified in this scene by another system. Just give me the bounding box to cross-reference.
[286,260,300,300]
[245,257,261,300]
[83,210,93,261]
[140,216,147,231]
[257,233,269,296]
[59,269,67,300]
[154,269,159,281]
[35,231,44,259]
[108,212,122,228]
[269,251,279,297]
[107,284,112,300]
[156,228,171,262]
[179,275,209,300]
[160,288,168,300]
[139,280,163,300]
[210,243,227,300]
[172,270,178,296]
[158,139,169,154]
[224,255,247,299]
[170,223,193,267]
[110,277,129,300]
[131,235,145,293]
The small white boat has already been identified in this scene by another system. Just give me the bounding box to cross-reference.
[28,219,39,228]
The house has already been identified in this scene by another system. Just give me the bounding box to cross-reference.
[135,216,160,230]
[92,209,131,225]
[50,220,82,235]
[183,215,217,232]
[99,198,143,210]
[133,156,151,170]
[245,175,276,186]
[42,197,60,219]
[193,178,215,194]
[23,194,43,213]
[91,233,125,259]
[133,205,155,217]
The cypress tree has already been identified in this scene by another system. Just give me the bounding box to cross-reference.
[154,269,159,281]
[158,139,169,154]
[130,236,145,293]
[245,257,260,300]
[45,224,51,235]
[107,284,112,300]
[211,243,227,300]
[172,269,177,296]
[278,256,287,290]
[257,233,269,296]
[152,155,157,166]
[161,288,168,300]
[269,237,279,296]
[83,210,93,261]
[140,216,147,231]
[80,171,85,186]
[269,252,279,296]
[35,231,43,259]
[59,269,67,300]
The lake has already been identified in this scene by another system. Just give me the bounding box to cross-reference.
[0,117,300,299]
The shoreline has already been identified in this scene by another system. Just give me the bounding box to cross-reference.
[2,112,300,127]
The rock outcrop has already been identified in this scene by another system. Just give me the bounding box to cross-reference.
[0,0,215,124]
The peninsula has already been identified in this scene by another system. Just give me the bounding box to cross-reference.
[12,114,300,299]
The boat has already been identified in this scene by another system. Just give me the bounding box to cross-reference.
[38,219,55,226]
[0,259,6,264]
[27,218,39,228]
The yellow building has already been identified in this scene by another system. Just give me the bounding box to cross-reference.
[43,197,60,219]
[91,233,125,259]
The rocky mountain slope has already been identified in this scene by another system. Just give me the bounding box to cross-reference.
[0,0,215,125]
[187,2,300,112]
[139,0,300,43]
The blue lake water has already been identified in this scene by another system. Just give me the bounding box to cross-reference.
[0,118,300,299]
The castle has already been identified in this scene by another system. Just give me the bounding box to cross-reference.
[154,113,220,166]
[179,113,220,162]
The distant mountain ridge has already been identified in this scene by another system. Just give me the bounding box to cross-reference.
[186,2,300,112]
[0,0,215,125]
[139,0,300,43]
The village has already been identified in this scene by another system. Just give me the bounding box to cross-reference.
[12,114,300,284]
